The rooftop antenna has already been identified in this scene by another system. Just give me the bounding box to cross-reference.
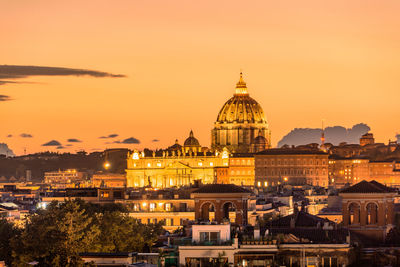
[321,119,325,146]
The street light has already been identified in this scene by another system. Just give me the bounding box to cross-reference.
[104,162,111,170]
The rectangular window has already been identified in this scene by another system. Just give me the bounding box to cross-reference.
[165,203,172,211]
[149,203,156,211]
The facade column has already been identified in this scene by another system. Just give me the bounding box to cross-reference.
[342,202,349,227]
[387,200,395,225]
[359,202,366,227]
[378,202,385,226]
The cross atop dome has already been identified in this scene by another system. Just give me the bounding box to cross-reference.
[235,72,248,95]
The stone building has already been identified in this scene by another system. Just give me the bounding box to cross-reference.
[91,173,126,188]
[360,132,375,146]
[126,131,230,188]
[339,180,397,243]
[211,73,271,153]
[255,148,329,188]
[44,169,87,189]
[328,158,370,187]
[329,158,400,188]
[192,184,252,225]
[227,154,255,186]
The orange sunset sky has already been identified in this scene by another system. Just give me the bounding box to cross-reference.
[1,0,400,155]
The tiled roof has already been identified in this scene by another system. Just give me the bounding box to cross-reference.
[269,211,330,228]
[192,184,251,194]
[256,148,327,156]
[340,180,396,194]
[268,228,348,244]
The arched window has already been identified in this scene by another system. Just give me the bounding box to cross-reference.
[366,203,378,225]
[349,203,360,225]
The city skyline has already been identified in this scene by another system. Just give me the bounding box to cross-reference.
[1,0,400,155]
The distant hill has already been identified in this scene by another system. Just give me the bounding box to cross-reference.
[277,123,370,147]
[0,143,14,157]
[397,134,400,143]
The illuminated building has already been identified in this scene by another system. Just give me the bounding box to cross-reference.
[44,169,86,189]
[329,158,400,187]
[126,131,230,188]
[360,132,375,146]
[120,196,195,231]
[255,148,329,188]
[227,154,255,186]
[211,73,271,153]
[91,173,126,188]
[328,158,370,187]
[340,180,396,243]
[369,161,400,186]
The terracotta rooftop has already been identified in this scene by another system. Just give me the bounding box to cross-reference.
[192,184,251,194]
[269,211,330,228]
[340,180,396,194]
[256,148,327,155]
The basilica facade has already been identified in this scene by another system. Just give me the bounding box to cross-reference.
[126,73,271,188]
[211,73,271,153]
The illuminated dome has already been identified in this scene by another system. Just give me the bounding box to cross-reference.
[184,130,200,147]
[216,73,266,124]
[211,73,271,153]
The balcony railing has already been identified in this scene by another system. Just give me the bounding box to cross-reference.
[177,239,233,246]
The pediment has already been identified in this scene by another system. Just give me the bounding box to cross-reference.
[165,161,192,170]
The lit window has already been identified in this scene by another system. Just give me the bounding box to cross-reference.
[210,162,214,166]
[257,181,261,187]
[198,162,203,166]
[264,181,268,187]
[165,203,172,211]
[149,203,156,211]
[165,218,173,226]
[147,163,151,167]
[157,162,162,167]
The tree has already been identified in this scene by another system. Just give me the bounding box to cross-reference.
[0,218,21,266]
[13,201,100,266]
[95,211,164,253]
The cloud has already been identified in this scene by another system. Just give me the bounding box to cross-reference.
[0,65,125,81]
[278,123,371,147]
[65,144,73,147]
[0,95,12,101]
[0,143,15,157]
[67,138,82,143]
[56,146,65,149]
[20,133,33,138]
[119,137,141,144]
[99,134,118,139]
[152,139,160,142]
[6,134,12,138]
[42,140,62,146]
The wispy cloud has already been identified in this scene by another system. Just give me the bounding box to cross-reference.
[67,138,82,143]
[152,139,160,142]
[99,134,119,139]
[20,133,33,138]
[42,140,61,146]
[114,137,141,144]
[0,95,12,101]
[0,65,125,82]
[6,134,12,138]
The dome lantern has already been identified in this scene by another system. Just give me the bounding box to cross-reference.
[235,72,248,95]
